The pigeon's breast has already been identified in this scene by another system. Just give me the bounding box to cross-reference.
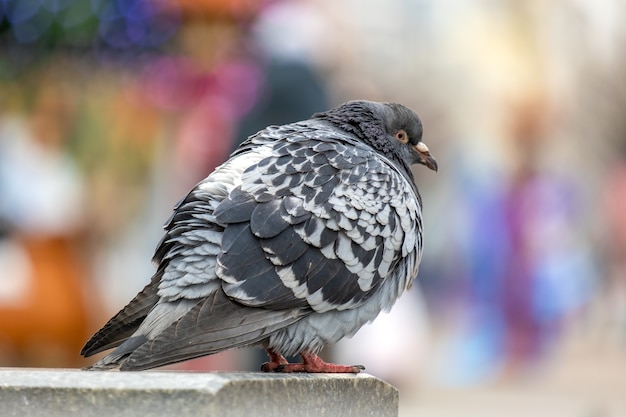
[265,249,418,356]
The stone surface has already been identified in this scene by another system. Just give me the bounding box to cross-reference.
[0,368,398,417]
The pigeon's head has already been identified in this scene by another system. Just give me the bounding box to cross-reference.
[368,101,437,172]
[314,100,438,174]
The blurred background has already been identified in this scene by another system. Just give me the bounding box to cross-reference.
[0,0,625,415]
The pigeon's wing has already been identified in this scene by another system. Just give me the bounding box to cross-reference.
[214,122,423,313]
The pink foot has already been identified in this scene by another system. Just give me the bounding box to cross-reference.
[261,350,364,373]
[261,348,289,372]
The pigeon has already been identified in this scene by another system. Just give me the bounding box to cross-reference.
[81,100,437,373]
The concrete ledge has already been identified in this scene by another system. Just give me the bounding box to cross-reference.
[0,368,398,417]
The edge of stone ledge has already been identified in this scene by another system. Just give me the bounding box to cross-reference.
[0,368,399,417]
[0,367,387,388]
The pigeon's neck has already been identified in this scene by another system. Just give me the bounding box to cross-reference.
[313,103,380,141]
[313,107,415,182]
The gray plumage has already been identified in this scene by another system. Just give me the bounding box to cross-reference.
[81,100,437,372]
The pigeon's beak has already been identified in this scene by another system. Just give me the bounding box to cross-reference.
[414,142,438,172]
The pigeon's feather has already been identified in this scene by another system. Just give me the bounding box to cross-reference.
[82,100,434,371]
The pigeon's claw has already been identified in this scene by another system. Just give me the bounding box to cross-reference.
[262,350,365,373]
[261,348,289,372]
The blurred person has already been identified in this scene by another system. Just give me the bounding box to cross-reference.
[0,84,96,367]
[160,18,263,192]
[431,95,596,385]
[498,99,595,378]
[233,0,330,149]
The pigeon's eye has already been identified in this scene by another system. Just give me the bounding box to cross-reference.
[394,129,409,144]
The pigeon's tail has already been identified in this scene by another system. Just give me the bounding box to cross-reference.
[82,335,149,371]
[81,272,162,358]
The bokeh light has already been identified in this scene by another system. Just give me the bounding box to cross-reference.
[0,0,179,52]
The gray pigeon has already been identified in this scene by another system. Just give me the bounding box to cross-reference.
[81,100,437,373]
